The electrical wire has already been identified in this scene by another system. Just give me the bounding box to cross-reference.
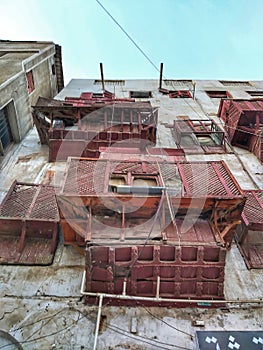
[0,313,86,349]
[0,304,116,350]
[95,0,160,73]
[106,323,192,350]
[153,132,182,247]
[133,298,193,339]
[11,308,65,332]
[84,298,194,349]
[0,303,193,350]
[107,325,171,350]
[125,190,165,278]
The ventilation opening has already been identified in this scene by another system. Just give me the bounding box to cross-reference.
[246,91,263,97]
[206,90,231,98]
[94,79,125,85]
[92,92,104,98]
[130,91,152,98]
[220,80,251,87]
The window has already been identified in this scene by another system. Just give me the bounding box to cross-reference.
[206,91,232,99]
[246,91,263,97]
[130,91,152,98]
[108,173,162,194]
[26,70,35,94]
[219,80,251,87]
[92,92,104,98]
[51,63,56,75]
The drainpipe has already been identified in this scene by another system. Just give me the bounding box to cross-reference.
[93,294,103,350]
[80,271,263,305]
[156,276,160,299]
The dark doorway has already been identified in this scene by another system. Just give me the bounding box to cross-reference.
[0,106,14,153]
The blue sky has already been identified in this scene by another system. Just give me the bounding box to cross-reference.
[1,0,263,85]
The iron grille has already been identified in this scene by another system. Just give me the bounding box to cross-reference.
[243,190,263,224]
[61,159,242,198]
[0,183,59,221]
[179,162,240,197]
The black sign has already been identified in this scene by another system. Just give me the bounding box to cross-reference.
[196,331,263,349]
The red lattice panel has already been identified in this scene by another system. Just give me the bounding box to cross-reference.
[242,190,263,225]
[62,158,106,195]
[0,185,37,218]
[0,182,59,265]
[0,183,59,221]
[233,99,263,111]
[110,161,158,175]
[61,158,242,199]
[178,161,240,197]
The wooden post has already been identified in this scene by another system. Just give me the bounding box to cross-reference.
[100,62,105,91]
[159,63,163,89]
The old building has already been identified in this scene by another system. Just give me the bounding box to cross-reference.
[0,40,64,157]
[0,73,262,348]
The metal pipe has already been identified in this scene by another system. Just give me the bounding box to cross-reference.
[100,62,105,91]
[159,62,163,89]
[80,271,263,305]
[156,276,160,299]
[122,278,127,296]
[93,294,103,350]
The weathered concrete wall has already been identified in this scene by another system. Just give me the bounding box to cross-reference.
[24,45,57,105]
[0,74,32,141]
[28,59,54,106]
[0,43,60,143]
